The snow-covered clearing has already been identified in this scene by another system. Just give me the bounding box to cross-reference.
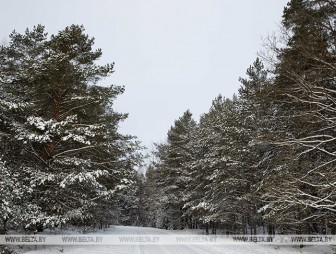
[10,226,335,254]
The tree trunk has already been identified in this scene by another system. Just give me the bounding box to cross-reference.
[205,223,209,235]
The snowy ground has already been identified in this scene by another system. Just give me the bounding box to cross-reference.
[7,226,335,254]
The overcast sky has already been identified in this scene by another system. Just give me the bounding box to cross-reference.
[1,0,288,151]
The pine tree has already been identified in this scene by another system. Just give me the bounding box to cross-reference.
[260,0,336,233]
[153,110,197,229]
[237,58,272,234]
[142,164,163,227]
[0,25,141,231]
[182,95,248,233]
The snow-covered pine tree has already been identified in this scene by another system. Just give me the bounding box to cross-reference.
[117,171,147,227]
[182,96,230,231]
[189,95,251,234]
[0,25,141,231]
[237,58,272,234]
[259,0,336,233]
[0,27,45,232]
[141,164,163,228]
[153,110,197,229]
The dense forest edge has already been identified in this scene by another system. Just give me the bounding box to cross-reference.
[1,0,336,242]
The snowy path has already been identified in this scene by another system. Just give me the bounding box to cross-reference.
[20,226,333,254]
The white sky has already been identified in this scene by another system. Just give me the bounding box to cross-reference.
[1,0,289,151]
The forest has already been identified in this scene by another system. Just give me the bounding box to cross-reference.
[1,0,336,237]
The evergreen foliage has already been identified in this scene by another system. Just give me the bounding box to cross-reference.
[2,0,336,236]
[0,25,141,232]
[145,0,336,234]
